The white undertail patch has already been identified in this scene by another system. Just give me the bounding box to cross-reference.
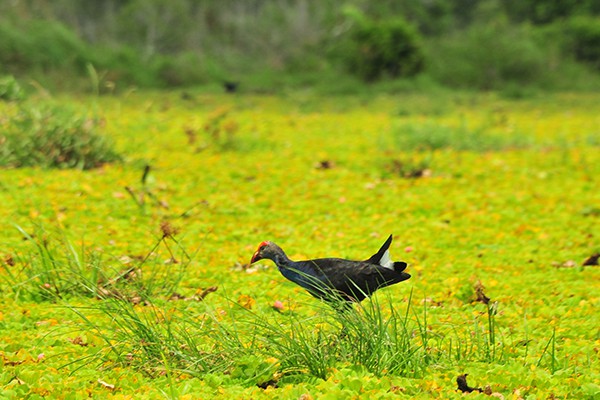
[379,249,394,270]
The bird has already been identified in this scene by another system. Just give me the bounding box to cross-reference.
[223,81,239,93]
[250,234,410,306]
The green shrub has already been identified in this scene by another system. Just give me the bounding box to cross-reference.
[0,19,89,72]
[427,21,550,89]
[91,46,162,88]
[565,16,600,70]
[341,10,425,81]
[156,51,210,87]
[0,103,121,169]
[0,18,162,90]
[0,75,25,101]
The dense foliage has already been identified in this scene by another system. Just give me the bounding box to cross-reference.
[566,16,600,69]
[342,11,424,81]
[0,0,598,90]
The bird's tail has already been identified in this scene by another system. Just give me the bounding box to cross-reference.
[392,261,408,272]
[367,234,406,271]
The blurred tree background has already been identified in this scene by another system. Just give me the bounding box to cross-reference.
[1,0,599,92]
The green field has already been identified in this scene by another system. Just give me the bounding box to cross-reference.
[1,91,599,399]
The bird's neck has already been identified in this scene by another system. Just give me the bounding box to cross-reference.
[267,249,315,284]
[271,253,293,269]
[273,254,316,279]
[271,253,312,281]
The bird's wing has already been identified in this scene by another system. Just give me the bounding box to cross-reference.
[302,258,402,296]
[292,254,410,303]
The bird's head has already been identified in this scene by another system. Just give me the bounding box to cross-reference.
[250,241,284,264]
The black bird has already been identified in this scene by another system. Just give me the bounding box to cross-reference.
[250,235,410,304]
[223,81,239,93]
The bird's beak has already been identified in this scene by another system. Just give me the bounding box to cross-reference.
[250,250,261,264]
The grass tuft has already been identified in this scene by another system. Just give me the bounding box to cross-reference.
[0,102,121,169]
[69,284,512,387]
[390,120,530,152]
[1,226,189,302]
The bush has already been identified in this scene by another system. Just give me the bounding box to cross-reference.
[0,19,89,73]
[0,75,25,101]
[156,52,211,87]
[426,21,552,90]
[91,45,161,89]
[0,103,121,169]
[565,16,600,70]
[341,10,425,81]
[0,18,165,90]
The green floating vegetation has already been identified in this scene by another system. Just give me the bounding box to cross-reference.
[0,91,598,399]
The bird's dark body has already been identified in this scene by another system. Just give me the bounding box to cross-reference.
[251,235,410,304]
